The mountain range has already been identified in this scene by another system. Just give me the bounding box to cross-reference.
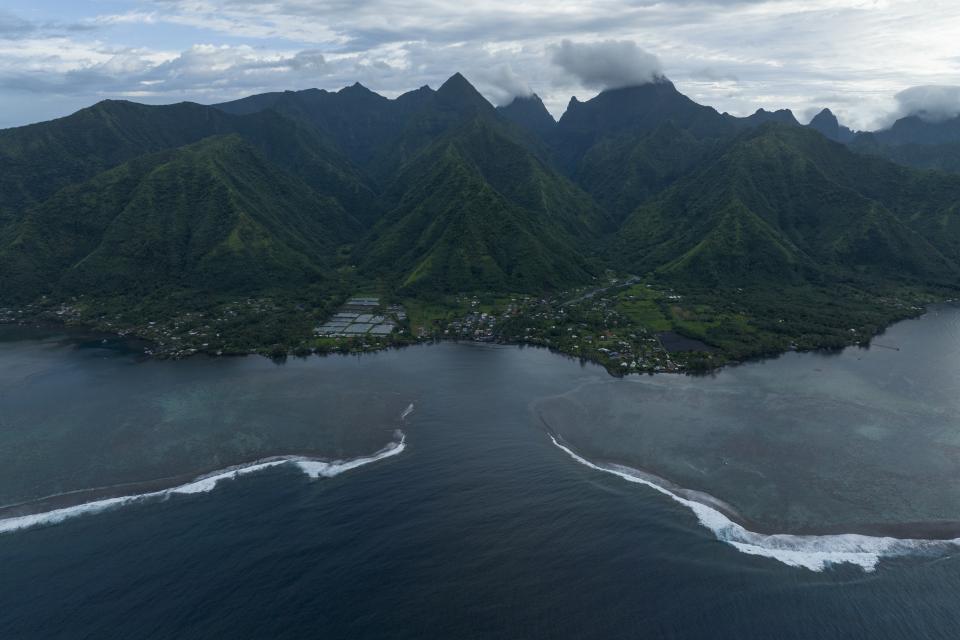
[1,72,959,311]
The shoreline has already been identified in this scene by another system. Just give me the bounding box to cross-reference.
[0,300,937,378]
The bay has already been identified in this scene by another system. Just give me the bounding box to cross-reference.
[2,308,960,638]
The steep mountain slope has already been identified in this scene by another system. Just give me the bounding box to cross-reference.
[497,94,557,138]
[616,125,960,287]
[0,100,234,225]
[218,74,607,294]
[219,73,532,183]
[363,73,505,181]
[853,141,960,173]
[545,81,741,219]
[0,135,354,300]
[0,100,376,229]
[740,108,800,128]
[225,110,379,224]
[552,80,737,170]
[359,116,609,293]
[549,83,878,218]
[866,114,960,146]
[574,122,722,220]
[808,108,855,143]
[216,82,432,168]
[849,114,960,173]
[3,73,959,325]
[852,138,960,174]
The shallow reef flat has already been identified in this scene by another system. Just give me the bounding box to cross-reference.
[537,305,960,536]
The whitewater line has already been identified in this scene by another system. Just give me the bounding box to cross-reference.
[0,434,406,535]
[550,435,959,572]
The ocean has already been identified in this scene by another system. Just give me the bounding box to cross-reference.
[2,308,960,638]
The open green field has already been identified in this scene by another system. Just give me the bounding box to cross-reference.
[614,285,672,332]
[402,297,468,335]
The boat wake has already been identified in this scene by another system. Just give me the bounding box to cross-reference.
[550,435,959,572]
[0,434,406,535]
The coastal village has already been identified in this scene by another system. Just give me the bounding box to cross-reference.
[0,274,933,374]
[0,280,708,372]
[435,281,701,374]
[303,282,700,374]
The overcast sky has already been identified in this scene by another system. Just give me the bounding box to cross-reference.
[1,0,958,131]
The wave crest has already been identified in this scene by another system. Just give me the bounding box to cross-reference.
[0,435,406,535]
[550,435,959,572]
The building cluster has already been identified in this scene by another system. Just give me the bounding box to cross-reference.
[315,297,404,338]
[451,286,687,374]
[446,311,497,340]
[0,307,23,323]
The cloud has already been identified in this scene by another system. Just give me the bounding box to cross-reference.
[687,67,739,83]
[0,42,338,112]
[550,39,663,91]
[286,50,329,72]
[801,106,825,123]
[2,0,960,130]
[475,64,532,105]
[0,9,102,41]
[891,85,960,123]
[0,10,34,39]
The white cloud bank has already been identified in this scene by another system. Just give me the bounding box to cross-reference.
[0,0,959,130]
[891,85,960,123]
[477,64,534,105]
[551,39,663,90]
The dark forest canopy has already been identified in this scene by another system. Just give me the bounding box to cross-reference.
[1,73,959,318]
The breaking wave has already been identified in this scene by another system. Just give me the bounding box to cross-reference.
[550,435,960,572]
[0,434,406,535]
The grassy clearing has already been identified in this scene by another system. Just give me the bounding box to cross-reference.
[615,285,672,332]
[402,297,466,335]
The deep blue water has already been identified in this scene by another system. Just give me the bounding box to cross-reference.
[2,324,960,638]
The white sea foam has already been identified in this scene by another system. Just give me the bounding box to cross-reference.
[293,434,406,478]
[550,435,960,572]
[169,459,289,495]
[400,403,415,420]
[0,435,406,535]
